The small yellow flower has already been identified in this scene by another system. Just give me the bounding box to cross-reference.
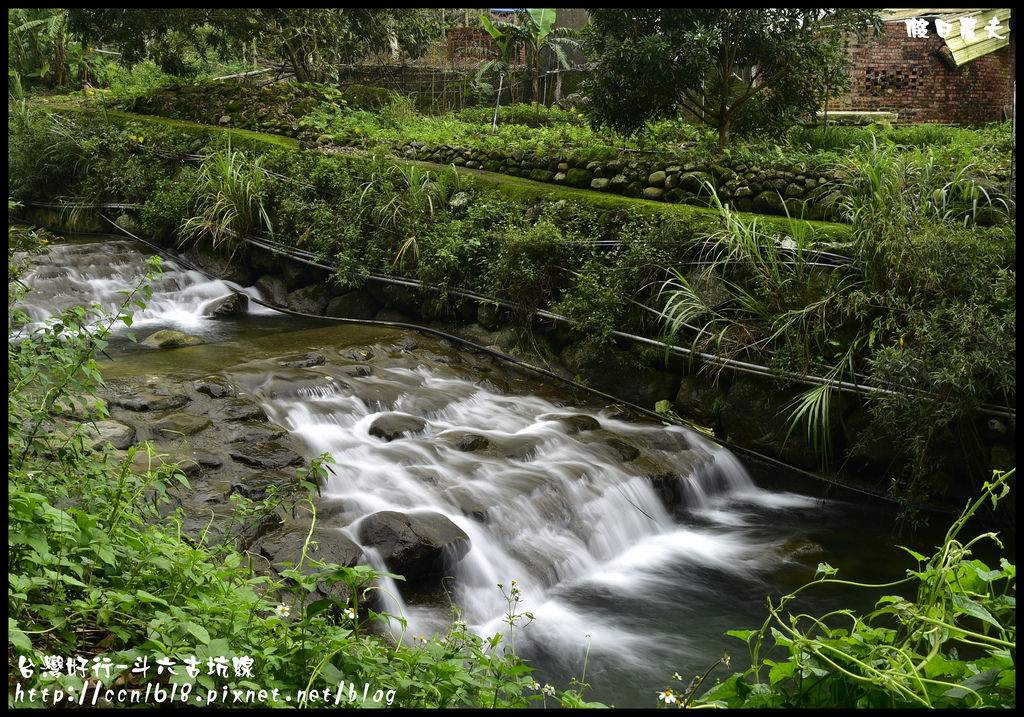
[87,89,95,96]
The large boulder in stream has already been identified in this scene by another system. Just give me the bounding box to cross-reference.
[108,376,191,412]
[368,413,426,441]
[203,292,249,317]
[357,510,471,580]
[142,329,205,349]
[82,419,136,450]
[256,524,367,605]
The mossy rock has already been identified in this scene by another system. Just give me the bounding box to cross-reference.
[564,168,593,188]
[341,84,392,110]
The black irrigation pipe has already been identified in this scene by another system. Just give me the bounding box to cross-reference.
[19,196,1015,422]
[237,229,1015,422]
[84,213,966,515]
[29,191,1009,420]
[23,201,145,210]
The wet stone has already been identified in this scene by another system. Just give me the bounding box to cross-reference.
[540,413,601,434]
[194,452,223,468]
[369,413,427,441]
[151,412,211,436]
[230,469,295,500]
[203,292,249,318]
[228,442,304,469]
[276,352,326,368]
[211,399,267,423]
[190,376,235,398]
[142,329,205,348]
[339,346,375,361]
[341,365,373,378]
[356,510,471,580]
[228,424,287,444]
[605,437,640,462]
[112,390,190,412]
[454,433,491,452]
[82,420,136,450]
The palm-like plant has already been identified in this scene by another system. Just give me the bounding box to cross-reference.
[358,163,461,270]
[658,182,866,466]
[479,9,580,109]
[179,145,272,259]
[8,8,105,89]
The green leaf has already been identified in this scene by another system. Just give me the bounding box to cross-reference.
[815,562,837,578]
[896,545,927,562]
[135,590,170,607]
[770,627,792,647]
[951,594,1002,630]
[942,666,999,700]
[8,618,33,651]
[768,659,797,685]
[185,622,211,645]
[726,629,754,642]
[305,598,336,620]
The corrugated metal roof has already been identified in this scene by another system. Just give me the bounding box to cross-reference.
[882,9,982,23]
[941,8,1012,66]
[882,8,1012,65]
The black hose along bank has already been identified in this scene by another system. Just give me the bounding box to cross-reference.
[15,199,1014,528]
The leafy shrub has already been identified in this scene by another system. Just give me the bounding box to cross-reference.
[487,219,567,322]
[690,470,1015,709]
[552,257,624,344]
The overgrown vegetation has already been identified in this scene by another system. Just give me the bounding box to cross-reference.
[8,101,1014,521]
[687,469,1015,708]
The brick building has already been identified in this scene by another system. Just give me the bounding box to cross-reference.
[834,8,1014,124]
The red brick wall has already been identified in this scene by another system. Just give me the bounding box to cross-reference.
[446,27,527,67]
[835,23,1014,124]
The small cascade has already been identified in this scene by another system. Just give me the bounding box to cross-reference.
[12,238,278,336]
[245,357,834,699]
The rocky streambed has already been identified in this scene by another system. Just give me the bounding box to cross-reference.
[85,321,749,619]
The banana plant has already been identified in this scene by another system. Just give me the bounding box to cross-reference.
[478,9,580,108]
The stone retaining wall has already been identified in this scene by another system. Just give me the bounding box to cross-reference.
[327,138,847,220]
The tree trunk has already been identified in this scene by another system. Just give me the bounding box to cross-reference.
[281,36,309,83]
[718,116,731,149]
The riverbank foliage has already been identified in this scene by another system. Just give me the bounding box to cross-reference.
[7,21,1016,707]
[688,469,1015,709]
[9,95,1014,521]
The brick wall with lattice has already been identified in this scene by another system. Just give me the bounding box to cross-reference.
[834,24,1014,124]
[446,27,527,68]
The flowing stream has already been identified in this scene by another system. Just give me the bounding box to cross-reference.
[16,236,927,707]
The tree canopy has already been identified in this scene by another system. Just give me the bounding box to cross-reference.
[581,9,882,147]
[66,8,444,83]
